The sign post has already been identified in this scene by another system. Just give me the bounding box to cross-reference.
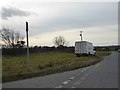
[26,22,30,65]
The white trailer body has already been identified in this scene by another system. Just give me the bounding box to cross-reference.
[75,41,96,56]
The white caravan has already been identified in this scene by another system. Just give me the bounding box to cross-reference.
[75,41,96,57]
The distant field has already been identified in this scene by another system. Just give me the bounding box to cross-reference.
[2,51,111,82]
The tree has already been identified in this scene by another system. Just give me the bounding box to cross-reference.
[0,28,25,48]
[53,36,69,47]
[17,41,25,48]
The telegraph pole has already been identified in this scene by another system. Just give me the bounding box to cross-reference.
[26,21,30,65]
[80,31,83,54]
[80,31,83,41]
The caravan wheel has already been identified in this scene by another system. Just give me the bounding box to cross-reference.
[76,54,80,57]
[88,52,91,55]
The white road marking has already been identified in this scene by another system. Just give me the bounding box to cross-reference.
[86,66,90,69]
[55,85,62,88]
[73,77,86,86]
[69,76,76,80]
[71,87,76,88]
[62,80,71,85]
[95,63,100,67]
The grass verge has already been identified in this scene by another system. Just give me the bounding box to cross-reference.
[2,51,111,82]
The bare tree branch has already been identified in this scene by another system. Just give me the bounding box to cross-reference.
[0,28,25,48]
[53,36,69,47]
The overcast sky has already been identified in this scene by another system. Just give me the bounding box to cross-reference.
[0,0,118,46]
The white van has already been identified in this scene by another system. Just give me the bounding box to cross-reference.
[75,41,96,57]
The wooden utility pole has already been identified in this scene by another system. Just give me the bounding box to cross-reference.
[26,22,30,65]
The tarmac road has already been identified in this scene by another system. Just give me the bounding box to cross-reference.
[2,52,118,88]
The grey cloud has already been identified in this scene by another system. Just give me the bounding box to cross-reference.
[29,2,117,37]
[2,2,117,38]
[1,7,31,20]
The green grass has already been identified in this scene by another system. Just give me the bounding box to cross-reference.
[2,51,111,82]
[0,56,2,79]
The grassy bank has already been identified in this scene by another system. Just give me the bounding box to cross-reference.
[2,51,111,82]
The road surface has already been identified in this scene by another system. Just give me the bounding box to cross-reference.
[3,52,118,88]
